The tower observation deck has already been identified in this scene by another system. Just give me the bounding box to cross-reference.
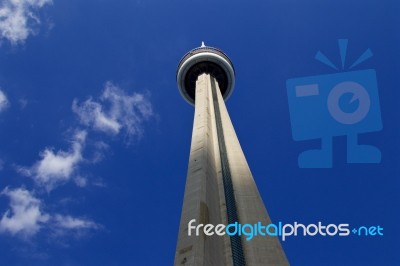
[175,43,288,266]
[177,42,235,105]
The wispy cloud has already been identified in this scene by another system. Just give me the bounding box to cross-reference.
[53,214,100,230]
[2,82,154,243]
[0,0,52,44]
[19,130,86,191]
[73,176,87,188]
[0,187,49,237]
[72,82,153,140]
[90,140,109,164]
[0,187,100,238]
[0,89,9,112]
[17,83,154,191]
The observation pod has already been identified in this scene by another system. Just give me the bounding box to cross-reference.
[177,42,236,105]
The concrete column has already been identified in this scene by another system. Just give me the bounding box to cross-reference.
[175,74,229,266]
[175,73,288,266]
[214,77,289,266]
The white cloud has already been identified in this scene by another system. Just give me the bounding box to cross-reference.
[0,0,52,44]
[0,187,49,237]
[0,89,9,112]
[20,130,87,191]
[90,140,109,163]
[73,176,87,188]
[72,82,153,140]
[19,98,28,109]
[0,187,100,238]
[73,97,121,135]
[53,214,99,230]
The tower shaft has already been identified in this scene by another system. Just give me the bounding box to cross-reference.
[175,74,288,266]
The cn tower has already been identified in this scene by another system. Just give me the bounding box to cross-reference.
[175,43,288,266]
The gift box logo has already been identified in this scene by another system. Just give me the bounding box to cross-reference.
[286,39,382,168]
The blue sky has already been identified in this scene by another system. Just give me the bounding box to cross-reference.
[0,0,398,265]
